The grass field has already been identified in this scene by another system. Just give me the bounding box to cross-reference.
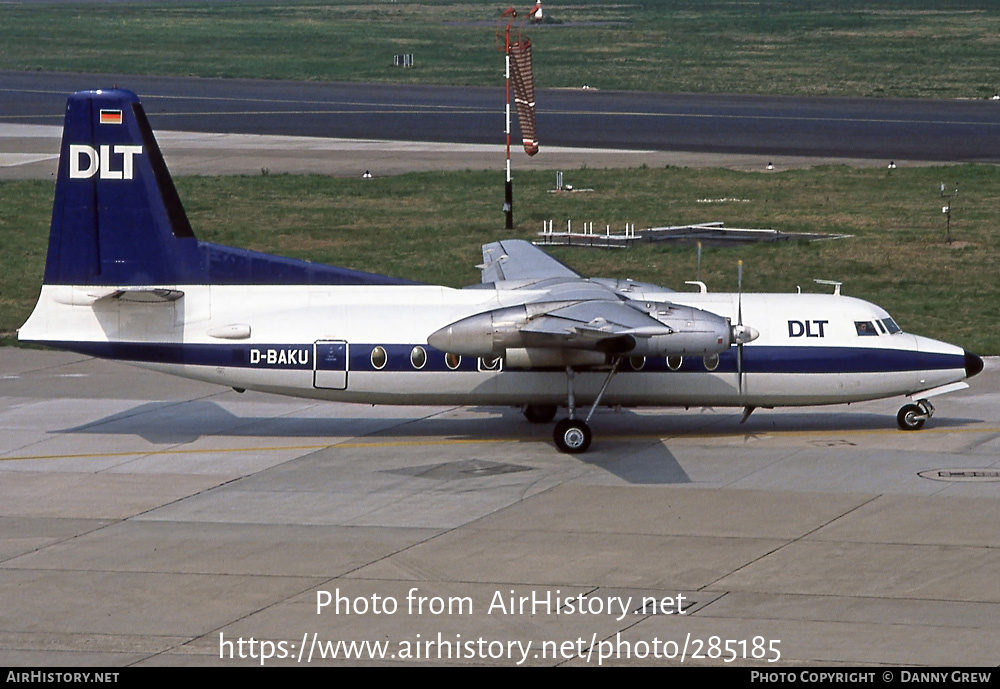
[4,164,998,354]
[3,2,998,353]
[2,1,1000,98]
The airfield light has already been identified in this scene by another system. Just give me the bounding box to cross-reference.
[940,182,958,245]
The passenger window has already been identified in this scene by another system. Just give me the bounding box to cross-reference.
[410,346,427,369]
[855,321,878,336]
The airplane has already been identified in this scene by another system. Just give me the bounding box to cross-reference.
[18,88,985,454]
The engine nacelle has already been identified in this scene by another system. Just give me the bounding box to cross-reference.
[625,305,733,356]
[427,300,745,363]
[427,305,531,356]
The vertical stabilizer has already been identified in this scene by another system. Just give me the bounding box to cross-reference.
[45,89,200,286]
[30,88,416,306]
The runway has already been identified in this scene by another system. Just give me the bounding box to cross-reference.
[6,72,997,181]
[3,70,1000,166]
[1,348,998,666]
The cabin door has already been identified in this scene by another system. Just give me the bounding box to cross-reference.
[314,340,348,390]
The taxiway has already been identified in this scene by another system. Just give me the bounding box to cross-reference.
[1,349,998,665]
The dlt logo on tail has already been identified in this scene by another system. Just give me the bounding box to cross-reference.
[69,144,143,180]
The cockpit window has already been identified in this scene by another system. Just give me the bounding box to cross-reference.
[880,317,901,334]
[855,321,878,336]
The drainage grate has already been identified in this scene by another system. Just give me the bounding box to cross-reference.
[918,468,1000,483]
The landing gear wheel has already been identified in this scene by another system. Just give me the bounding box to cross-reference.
[523,404,557,424]
[554,418,592,454]
[897,403,926,431]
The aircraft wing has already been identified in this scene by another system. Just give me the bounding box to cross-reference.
[425,239,735,361]
[520,301,668,337]
[517,300,672,352]
[480,240,580,283]
[429,296,690,358]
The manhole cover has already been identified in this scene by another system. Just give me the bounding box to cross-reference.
[918,468,1000,483]
[809,439,857,447]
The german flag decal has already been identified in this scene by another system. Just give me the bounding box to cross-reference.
[99,109,123,125]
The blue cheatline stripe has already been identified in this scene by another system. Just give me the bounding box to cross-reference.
[34,341,966,375]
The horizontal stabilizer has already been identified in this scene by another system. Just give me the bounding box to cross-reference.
[105,287,184,303]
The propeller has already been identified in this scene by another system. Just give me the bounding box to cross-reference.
[737,260,744,394]
[731,260,759,394]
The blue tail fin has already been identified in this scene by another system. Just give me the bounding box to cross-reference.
[45,89,200,285]
[44,89,413,287]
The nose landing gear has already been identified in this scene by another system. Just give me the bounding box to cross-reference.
[897,400,933,431]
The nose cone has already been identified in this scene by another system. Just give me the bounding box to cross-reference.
[732,324,759,345]
[965,350,984,378]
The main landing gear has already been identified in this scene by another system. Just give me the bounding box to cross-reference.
[554,418,592,454]
[550,360,622,454]
[897,399,933,431]
[523,404,557,424]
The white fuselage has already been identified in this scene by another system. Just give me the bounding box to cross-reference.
[19,282,970,409]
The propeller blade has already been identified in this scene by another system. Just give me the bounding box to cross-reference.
[738,342,743,394]
[737,260,744,395]
[737,260,743,326]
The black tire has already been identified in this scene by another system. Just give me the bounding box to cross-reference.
[897,403,926,431]
[554,418,592,454]
[523,404,557,424]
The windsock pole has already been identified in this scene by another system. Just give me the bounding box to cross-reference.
[503,11,514,230]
